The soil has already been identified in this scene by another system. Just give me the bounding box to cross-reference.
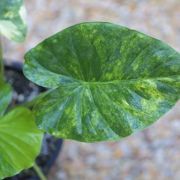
[4,62,63,180]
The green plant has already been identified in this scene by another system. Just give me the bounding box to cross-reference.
[0,0,179,179]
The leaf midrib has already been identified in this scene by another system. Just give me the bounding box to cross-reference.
[80,75,179,86]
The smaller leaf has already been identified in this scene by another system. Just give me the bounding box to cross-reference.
[0,0,27,42]
[0,107,43,179]
[0,82,12,117]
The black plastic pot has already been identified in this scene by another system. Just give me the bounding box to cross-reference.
[4,61,63,180]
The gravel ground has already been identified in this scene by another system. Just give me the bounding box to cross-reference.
[3,0,180,180]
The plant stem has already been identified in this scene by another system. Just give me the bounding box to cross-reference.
[33,162,47,180]
[23,91,47,109]
[0,35,4,79]
[23,97,38,108]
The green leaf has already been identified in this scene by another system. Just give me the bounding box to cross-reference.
[0,0,27,42]
[23,22,180,142]
[0,82,12,117]
[0,107,43,179]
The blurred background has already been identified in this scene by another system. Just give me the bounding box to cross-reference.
[4,0,180,179]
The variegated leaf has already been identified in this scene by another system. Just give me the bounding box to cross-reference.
[0,0,27,42]
[23,22,180,142]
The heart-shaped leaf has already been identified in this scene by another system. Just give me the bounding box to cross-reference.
[0,107,43,179]
[0,0,27,42]
[23,22,180,142]
[0,82,12,117]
